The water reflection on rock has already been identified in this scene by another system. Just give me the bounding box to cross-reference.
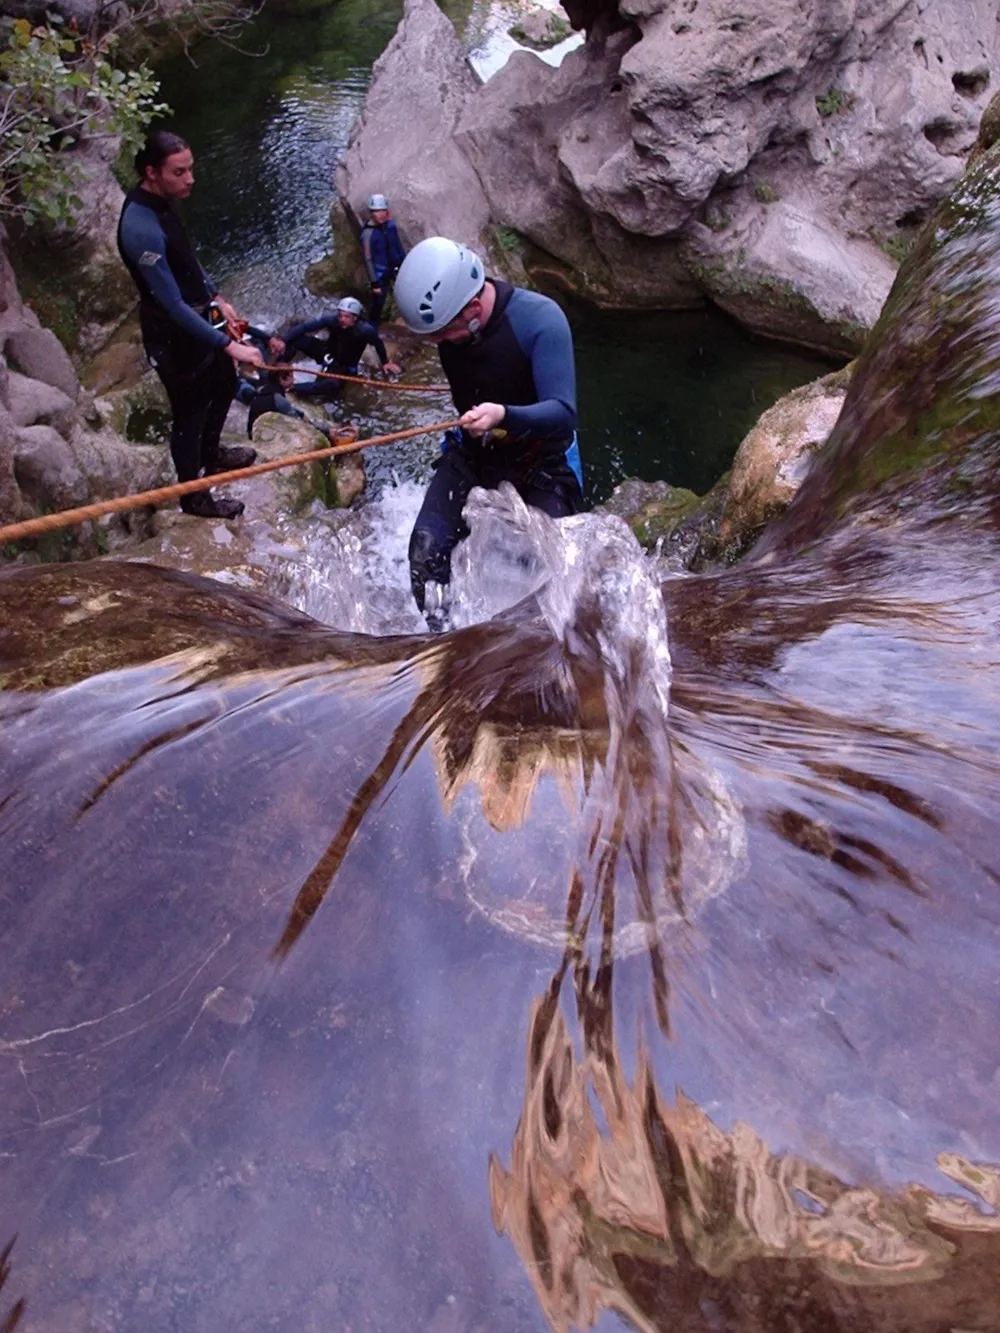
[2,512,1000,1330]
[7,121,1000,1333]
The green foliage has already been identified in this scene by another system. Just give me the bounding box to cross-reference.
[703,200,731,232]
[496,225,521,253]
[0,17,169,227]
[510,11,569,48]
[880,232,916,265]
[754,181,781,204]
[815,87,854,118]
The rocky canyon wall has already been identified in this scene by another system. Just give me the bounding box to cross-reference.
[338,0,1000,353]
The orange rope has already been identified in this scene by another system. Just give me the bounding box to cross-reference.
[0,418,462,546]
[266,362,450,394]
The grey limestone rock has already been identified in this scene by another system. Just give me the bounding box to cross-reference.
[341,0,1000,349]
[5,327,80,401]
[6,371,76,437]
[0,404,22,526]
[335,0,491,254]
[13,424,90,511]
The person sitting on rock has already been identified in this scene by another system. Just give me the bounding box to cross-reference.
[241,367,336,442]
[268,298,401,399]
[393,235,584,630]
[116,128,263,520]
[359,194,407,325]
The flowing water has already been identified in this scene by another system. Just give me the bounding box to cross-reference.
[6,12,1000,1333]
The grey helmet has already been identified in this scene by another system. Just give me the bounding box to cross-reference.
[337,296,364,318]
[393,236,485,334]
[367,193,389,212]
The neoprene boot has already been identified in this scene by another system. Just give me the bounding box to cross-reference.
[180,491,245,520]
[205,444,257,474]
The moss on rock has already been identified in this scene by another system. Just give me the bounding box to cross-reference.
[304,204,369,300]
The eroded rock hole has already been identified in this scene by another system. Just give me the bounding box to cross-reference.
[953,68,990,97]
[923,118,962,152]
[897,207,926,228]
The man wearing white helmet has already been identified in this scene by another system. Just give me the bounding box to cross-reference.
[360,193,407,325]
[394,235,584,626]
[269,296,401,398]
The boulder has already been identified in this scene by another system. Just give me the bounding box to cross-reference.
[683,201,897,356]
[6,371,76,436]
[335,0,491,255]
[0,224,24,320]
[599,477,700,543]
[509,6,572,49]
[718,366,852,553]
[68,424,172,502]
[456,35,701,305]
[0,405,22,526]
[4,327,79,400]
[13,423,89,510]
[8,137,135,356]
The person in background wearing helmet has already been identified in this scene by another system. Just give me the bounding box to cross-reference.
[117,128,264,520]
[268,297,401,399]
[393,235,584,629]
[359,193,407,325]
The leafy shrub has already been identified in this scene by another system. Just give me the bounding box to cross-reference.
[0,18,168,226]
[815,87,854,118]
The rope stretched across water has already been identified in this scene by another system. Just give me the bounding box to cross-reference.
[266,362,450,394]
[0,417,462,547]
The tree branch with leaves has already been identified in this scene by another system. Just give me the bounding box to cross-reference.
[0,17,170,227]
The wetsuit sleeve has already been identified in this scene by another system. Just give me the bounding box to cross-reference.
[273,393,305,420]
[503,297,577,438]
[369,228,389,286]
[119,203,230,349]
[283,314,337,345]
[388,222,406,270]
[361,321,388,365]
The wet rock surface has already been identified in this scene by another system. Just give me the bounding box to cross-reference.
[7,23,1000,1333]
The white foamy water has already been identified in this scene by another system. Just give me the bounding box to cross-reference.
[450,484,673,713]
[274,478,428,635]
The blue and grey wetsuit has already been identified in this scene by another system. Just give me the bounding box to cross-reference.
[117,185,236,482]
[408,279,584,612]
[360,219,406,324]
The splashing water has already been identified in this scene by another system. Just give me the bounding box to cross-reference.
[276,478,428,635]
[451,483,673,709]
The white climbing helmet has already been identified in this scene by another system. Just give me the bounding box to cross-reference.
[368,193,389,212]
[337,296,364,318]
[393,236,485,334]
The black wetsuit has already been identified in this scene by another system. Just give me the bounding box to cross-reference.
[408,279,583,612]
[281,314,389,399]
[246,386,305,437]
[116,185,235,483]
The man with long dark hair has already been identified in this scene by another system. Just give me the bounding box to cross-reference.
[117,129,263,519]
